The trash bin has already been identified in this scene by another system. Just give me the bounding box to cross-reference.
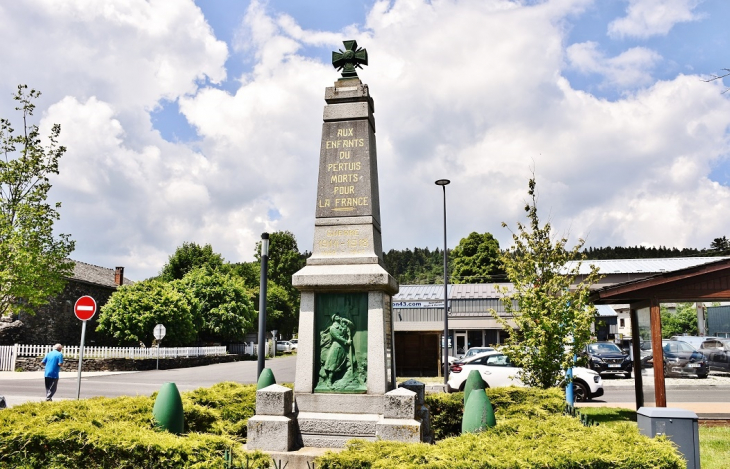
[637,407,700,469]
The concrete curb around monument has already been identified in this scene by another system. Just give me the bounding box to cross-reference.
[247,45,431,467]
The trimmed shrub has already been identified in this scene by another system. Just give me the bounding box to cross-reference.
[425,386,565,440]
[0,384,267,468]
[317,415,684,468]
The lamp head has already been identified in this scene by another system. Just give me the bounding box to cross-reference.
[435,179,451,186]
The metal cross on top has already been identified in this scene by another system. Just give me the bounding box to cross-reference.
[332,40,368,79]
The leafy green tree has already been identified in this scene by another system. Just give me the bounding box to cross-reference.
[493,178,602,389]
[383,247,448,284]
[0,85,75,317]
[96,279,196,346]
[225,261,259,288]
[661,303,699,338]
[174,267,255,343]
[159,242,224,281]
[450,232,504,283]
[263,281,298,337]
[254,231,307,295]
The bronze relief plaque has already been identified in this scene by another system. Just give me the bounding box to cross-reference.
[314,292,368,393]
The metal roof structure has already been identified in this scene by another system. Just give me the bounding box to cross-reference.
[595,304,617,317]
[393,283,513,300]
[566,257,729,275]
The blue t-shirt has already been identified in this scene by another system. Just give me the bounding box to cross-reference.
[42,350,64,378]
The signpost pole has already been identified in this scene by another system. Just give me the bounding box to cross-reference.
[73,296,97,401]
[77,320,87,400]
[153,324,166,370]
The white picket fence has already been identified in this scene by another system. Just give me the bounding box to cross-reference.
[0,344,228,371]
[0,345,15,372]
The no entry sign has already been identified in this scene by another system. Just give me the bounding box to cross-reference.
[74,296,97,321]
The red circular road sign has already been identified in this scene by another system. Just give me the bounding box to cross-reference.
[74,296,97,321]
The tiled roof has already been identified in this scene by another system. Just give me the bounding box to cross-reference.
[69,260,133,288]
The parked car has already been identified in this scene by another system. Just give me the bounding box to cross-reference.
[644,340,708,378]
[698,338,730,372]
[582,342,633,378]
[289,339,298,350]
[276,341,292,353]
[670,335,719,350]
[449,346,496,370]
[447,351,603,402]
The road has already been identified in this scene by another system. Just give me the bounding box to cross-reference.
[0,355,297,407]
[3,356,729,411]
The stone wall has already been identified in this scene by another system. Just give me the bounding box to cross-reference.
[13,280,116,346]
[15,354,247,372]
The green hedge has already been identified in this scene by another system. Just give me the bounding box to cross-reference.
[317,386,682,468]
[0,383,267,469]
[317,415,684,468]
[425,386,565,440]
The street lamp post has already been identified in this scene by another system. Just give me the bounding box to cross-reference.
[435,179,450,385]
[257,232,270,380]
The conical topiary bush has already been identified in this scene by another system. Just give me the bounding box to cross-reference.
[463,369,487,406]
[257,368,276,389]
[153,382,184,434]
[462,388,496,434]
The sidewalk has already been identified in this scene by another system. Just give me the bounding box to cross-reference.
[0,370,135,381]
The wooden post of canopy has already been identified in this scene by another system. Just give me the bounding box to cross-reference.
[650,296,666,407]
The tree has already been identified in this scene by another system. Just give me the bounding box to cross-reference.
[0,85,75,317]
[96,279,196,346]
[159,242,224,281]
[450,232,504,283]
[710,236,730,255]
[661,303,699,338]
[493,178,602,389]
[254,231,307,294]
[703,68,730,94]
[174,267,255,343]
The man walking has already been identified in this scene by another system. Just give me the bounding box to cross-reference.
[41,344,64,401]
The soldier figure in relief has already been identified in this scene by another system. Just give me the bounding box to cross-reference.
[321,312,355,388]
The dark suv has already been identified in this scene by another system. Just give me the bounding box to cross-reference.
[583,342,633,378]
[659,340,708,378]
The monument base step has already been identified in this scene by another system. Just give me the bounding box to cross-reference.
[244,445,342,469]
[297,411,379,437]
[300,433,377,448]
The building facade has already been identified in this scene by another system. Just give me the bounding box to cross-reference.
[2,261,132,346]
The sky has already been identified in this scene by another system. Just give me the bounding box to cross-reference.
[1,0,729,281]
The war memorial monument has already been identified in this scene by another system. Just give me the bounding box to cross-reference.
[247,41,431,459]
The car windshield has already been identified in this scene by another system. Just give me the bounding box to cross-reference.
[465,347,494,358]
[640,342,652,351]
[587,343,622,354]
[663,341,696,353]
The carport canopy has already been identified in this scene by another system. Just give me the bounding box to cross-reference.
[589,257,730,408]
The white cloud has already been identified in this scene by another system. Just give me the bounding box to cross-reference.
[2,0,730,281]
[608,0,705,39]
[567,42,662,88]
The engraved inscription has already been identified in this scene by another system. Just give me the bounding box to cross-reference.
[316,121,372,217]
[316,226,371,256]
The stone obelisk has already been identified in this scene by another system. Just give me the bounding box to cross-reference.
[292,40,398,399]
[248,42,428,455]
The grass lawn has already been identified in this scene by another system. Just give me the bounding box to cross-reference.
[579,407,730,469]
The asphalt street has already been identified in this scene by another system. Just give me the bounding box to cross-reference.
[0,355,297,407]
[3,355,729,413]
